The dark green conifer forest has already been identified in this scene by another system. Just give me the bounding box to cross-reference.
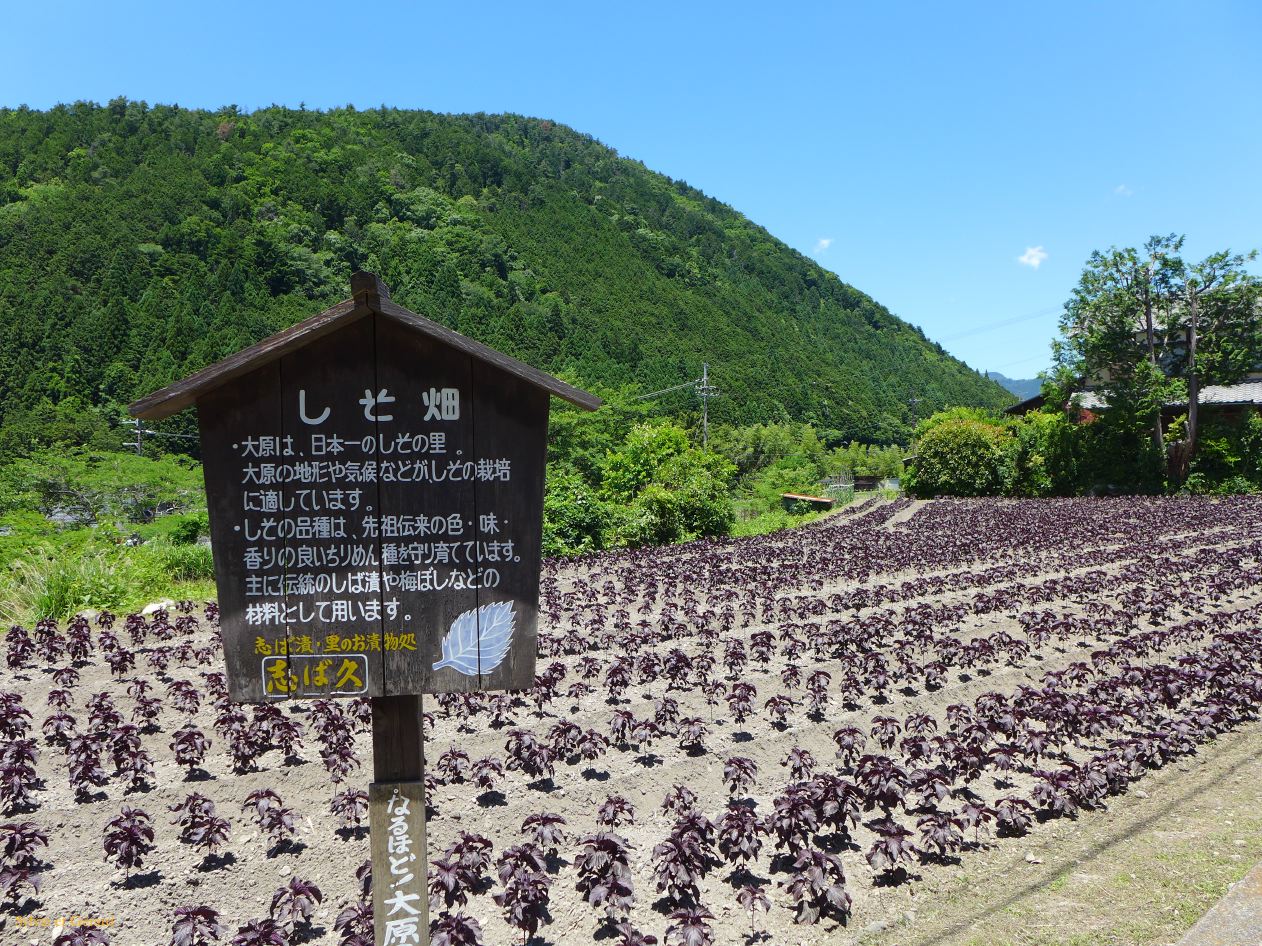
[0,100,1009,459]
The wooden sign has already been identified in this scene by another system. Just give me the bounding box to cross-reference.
[131,273,599,945]
[367,692,431,945]
[130,273,600,703]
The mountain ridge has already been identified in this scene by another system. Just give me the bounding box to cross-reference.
[0,102,1011,453]
[985,372,1042,400]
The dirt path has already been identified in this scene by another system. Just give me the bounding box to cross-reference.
[869,721,1262,946]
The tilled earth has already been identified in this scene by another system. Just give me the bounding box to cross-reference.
[4,495,1262,946]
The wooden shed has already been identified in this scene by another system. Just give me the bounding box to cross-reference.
[780,492,835,512]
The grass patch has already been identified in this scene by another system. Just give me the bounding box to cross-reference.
[730,488,892,537]
[0,531,216,623]
[730,507,823,537]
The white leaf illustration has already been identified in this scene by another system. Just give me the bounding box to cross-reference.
[432,600,516,676]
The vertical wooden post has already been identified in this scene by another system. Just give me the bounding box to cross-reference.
[369,695,428,946]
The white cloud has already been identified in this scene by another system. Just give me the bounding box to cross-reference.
[1114,184,1133,197]
[1017,246,1048,269]
[813,237,832,254]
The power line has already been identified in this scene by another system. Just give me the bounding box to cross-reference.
[936,306,1059,343]
[632,378,701,401]
[123,418,198,456]
[631,363,721,448]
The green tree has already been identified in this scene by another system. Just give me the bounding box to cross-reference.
[542,464,608,556]
[1163,249,1262,481]
[600,424,691,504]
[595,423,735,546]
[1055,237,1185,456]
[1054,235,1261,487]
[614,450,735,546]
[903,414,1015,497]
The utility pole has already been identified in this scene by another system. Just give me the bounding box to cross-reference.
[697,363,718,448]
[632,363,721,449]
[124,418,145,455]
[123,418,198,455]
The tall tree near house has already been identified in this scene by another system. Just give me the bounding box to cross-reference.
[1054,235,1261,485]
[1163,248,1262,481]
[1053,241,1179,489]
[1054,235,1185,457]
[1136,235,1185,456]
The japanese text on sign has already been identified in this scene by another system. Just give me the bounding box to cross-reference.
[376,784,426,946]
[227,387,523,695]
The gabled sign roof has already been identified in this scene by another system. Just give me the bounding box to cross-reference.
[129,272,602,420]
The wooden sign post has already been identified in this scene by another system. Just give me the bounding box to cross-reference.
[130,273,600,945]
[369,695,427,945]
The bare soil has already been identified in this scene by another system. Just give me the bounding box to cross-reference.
[4,496,1261,946]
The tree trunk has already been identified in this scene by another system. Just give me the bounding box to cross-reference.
[1175,294,1201,484]
[1142,280,1165,457]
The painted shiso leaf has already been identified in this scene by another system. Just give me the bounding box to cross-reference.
[432,601,516,675]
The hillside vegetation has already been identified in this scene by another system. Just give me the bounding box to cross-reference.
[0,100,1009,459]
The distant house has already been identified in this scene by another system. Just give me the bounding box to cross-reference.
[1005,312,1262,425]
[1003,387,1101,423]
[1003,393,1045,417]
[1081,378,1261,422]
[1007,375,1262,423]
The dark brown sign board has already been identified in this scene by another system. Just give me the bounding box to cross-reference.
[130,272,600,703]
[131,273,600,945]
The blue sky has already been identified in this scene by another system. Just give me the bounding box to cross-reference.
[5,1,1260,378]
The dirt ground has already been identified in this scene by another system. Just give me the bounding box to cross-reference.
[3,496,1261,946]
[868,721,1262,946]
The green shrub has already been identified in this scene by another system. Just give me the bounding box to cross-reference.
[731,508,796,537]
[543,465,609,557]
[618,483,685,547]
[746,458,824,512]
[598,423,736,548]
[1245,414,1262,484]
[730,507,822,537]
[1185,414,1262,493]
[0,532,216,623]
[0,510,57,562]
[904,406,1171,498]
[1213,475,1258,495]
[654,453,736,537]
[167,512,209,545]
[1009,411,1082,497]
[1,551,135,622]
[1068,406,1165,495]
[905,417,1016,497]
[600,425,691,504]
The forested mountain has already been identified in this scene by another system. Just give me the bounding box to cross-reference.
[986,372,1042,399]
[0,101,1010,457]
